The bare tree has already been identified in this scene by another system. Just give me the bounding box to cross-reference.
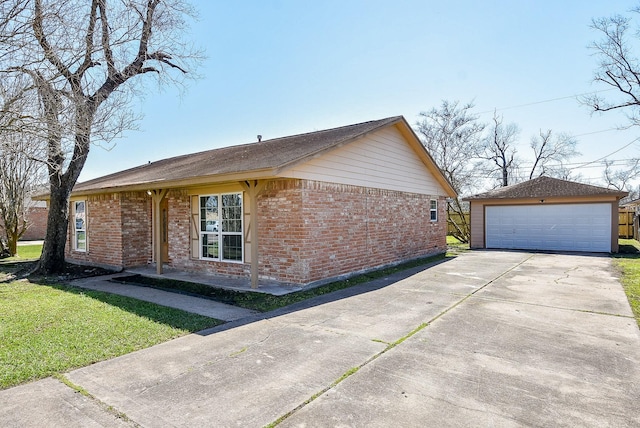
[603,158,640,190]
[0,68,44,257]
[415,100,486,242]
[583,7,640,194]
[478,112,520,187]
[528,129,580,180]
[584,8,640,125]
[1,0,201,273]
[0,133,45,257]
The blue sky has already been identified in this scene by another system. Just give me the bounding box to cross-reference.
[81,0,640,192]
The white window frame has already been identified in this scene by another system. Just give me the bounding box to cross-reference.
[73,200,87,252]
[430,199,438,222]
[198,192,243,263]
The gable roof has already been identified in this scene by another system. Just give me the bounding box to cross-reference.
[70,116,456,196]
[464,176,627,200]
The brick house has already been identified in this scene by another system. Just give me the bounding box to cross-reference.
[65,116,456,288]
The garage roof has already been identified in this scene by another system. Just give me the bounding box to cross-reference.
[464,176,627,200]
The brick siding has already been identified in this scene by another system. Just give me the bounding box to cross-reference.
[0,206,48,241]
[66,192,151,269]
[21,206,48,240]
[258,179,446,284]
[66,179,446,285]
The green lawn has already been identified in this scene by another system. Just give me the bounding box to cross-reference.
[2,243,43,261]
[0,278,221,389]
[615,239,640,328]
[446,235,469,253]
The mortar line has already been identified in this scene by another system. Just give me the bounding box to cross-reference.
[264,255,534,427]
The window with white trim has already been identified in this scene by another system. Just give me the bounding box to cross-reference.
[74,201,87,251]
[199,193,243,262]
[429,199,437,222]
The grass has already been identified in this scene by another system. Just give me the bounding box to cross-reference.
[0,277,222,389]
[15,243,43,259]
[614,239,640,328]
[446,235,469,252]
[0,243,43,263]
[115,253,448,313]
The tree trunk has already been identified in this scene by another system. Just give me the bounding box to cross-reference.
[8,229,18,256]
[37,184,70,273]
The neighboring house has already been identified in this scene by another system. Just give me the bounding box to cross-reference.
[62,116,457,288]
[464,176,628,253]
[21,199,48,241]
[0,196,48,242]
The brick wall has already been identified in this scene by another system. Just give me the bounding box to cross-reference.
[0,205,48,241]
[258,179,307,282]
[121,192,152,266]
[258,179,446,285]
[21,206,48,240]
[66,191,151,269]
[67,193,124,267]
[64,179,447,285]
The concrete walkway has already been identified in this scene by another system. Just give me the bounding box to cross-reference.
[69,274,259,321]
[1,251,639,427]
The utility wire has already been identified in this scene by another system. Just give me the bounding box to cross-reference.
[476,89,615,115]
[571,137,640,169]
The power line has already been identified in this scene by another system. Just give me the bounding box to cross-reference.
[476,89,616,115]
[572,137,640,169]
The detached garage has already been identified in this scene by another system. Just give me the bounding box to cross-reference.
[465,176,628,253]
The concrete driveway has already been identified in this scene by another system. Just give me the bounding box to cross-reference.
[1,251,639,427]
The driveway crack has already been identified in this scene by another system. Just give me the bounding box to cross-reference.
[54,374,141,427]
[265,255,535,427]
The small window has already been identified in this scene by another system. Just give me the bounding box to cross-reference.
[430,199,438,222]
[74,201,87,251]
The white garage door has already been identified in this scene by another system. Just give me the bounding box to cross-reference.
[485,204,612,252]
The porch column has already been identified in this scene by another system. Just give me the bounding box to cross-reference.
[240,180,267,289]
[150,189,168,274]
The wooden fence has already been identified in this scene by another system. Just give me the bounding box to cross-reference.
[619,209,636,239]
[447,212,470,235]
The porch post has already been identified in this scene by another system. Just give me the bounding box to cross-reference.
[150,189,168,274]
[240,180,266,289]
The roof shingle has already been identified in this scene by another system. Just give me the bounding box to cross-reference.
[73,116,404,193]
[464,176,627,200]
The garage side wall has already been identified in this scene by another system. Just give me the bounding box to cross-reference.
[469,201,485,249]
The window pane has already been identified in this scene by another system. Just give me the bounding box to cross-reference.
[75,201,86,230]
[222,193,240,207]
[221,193,242,232]
[222,235,242,261]
[200,196,219,232]
[201,233,219,259]
[76,231,86,250]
